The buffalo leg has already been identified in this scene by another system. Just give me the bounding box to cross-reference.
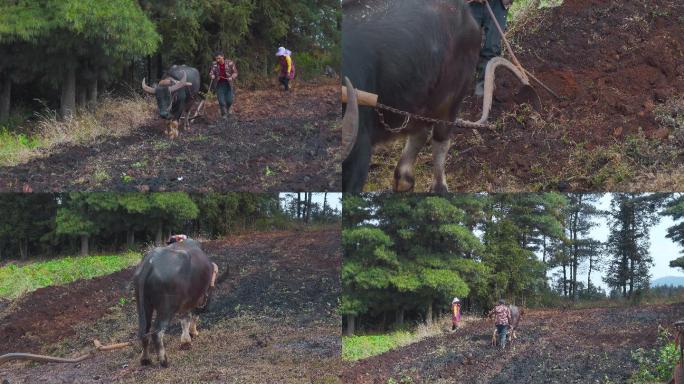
[393,128,429,192]
[152,316,171,367]
[139,301,153,366]
[189,315,199,338]
[430,138,450,192]
[431,126,451,192]
[180,315,192,347]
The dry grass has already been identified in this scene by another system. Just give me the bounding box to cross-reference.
[0,94,154,166]
[36,94,154,147]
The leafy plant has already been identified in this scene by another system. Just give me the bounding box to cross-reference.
[630,327,680,383]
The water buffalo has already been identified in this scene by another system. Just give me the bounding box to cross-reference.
[133,238,218,367]
[142,65,200,139]
[342,0,531,192]
[341,0,480,192]
[509,304,523,339]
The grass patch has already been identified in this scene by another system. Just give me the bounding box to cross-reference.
[0,252,141,299]
[0,126,43,165]
[342,316,452,361]
[0,94,154,166]
[342,330,414,361]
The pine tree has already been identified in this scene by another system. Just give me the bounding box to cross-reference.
[603,193,665,298]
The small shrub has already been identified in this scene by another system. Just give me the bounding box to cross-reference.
[629,327,680,383]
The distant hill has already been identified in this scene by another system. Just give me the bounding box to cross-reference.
[651,276,684,287]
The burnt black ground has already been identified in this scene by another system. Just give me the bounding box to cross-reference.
[0,81,341,192]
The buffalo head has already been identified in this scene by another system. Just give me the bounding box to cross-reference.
[142,72,189,120]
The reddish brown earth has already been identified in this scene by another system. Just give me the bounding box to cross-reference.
[342,303,684,383]
[368,0,684,191]
[0,80,341,192]
[0,227,342,383]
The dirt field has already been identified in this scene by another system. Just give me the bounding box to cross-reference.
[0,80,341,192]
[0,228,342,383]
[342,303,683,383]
[365,0,684,191]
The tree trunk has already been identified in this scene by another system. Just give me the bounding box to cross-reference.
[396,308,404,326]
[156,223,163,246]
[344,314,355,336]
[77,83,87,108]
[126,229,135,248]
[156,52,163,80]
[60,66,77,119]
[562,264,567,297]
[587,255,593,291]
[88,77,98,105]
[146,55,152,83]
[19,239,28,260]
[297,193,301,219]
[426,301,433,326]
[0,78,10,122]
[305,193,313,223]
[80,234,89,256]
[323,192,327,215]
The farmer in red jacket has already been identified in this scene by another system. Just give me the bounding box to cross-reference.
[276,47,295,91]
[209,51,238,117]
[488,299,512,349]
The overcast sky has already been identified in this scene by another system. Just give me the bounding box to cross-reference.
[547,194,684,292]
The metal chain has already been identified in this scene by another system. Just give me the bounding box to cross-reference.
[375,102,490,133]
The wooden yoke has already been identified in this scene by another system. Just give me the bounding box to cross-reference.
[341,86,379,107]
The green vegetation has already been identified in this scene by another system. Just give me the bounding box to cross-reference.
[0,193,341,261]
[0,252,141,299]
[343,193,678,335]
[342,331,413,361]
[0,0,340,125]
[0,126,42,165]
[630,328,680,383]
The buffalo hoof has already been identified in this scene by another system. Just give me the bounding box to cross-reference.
[430,182,449,194]
[179,342,192,350]
[392,175,415,192]
[160,358,169,368]
[140,358,152,366]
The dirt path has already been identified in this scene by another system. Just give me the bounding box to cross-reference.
[0,227,342,383]
[366,0,684,191]
[342,303,684,383]
[0,81,341,192]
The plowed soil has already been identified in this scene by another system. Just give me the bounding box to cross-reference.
[366,0,684,192]
[0,80,341,192]
[342,303,684,383]
[0,227,342,383]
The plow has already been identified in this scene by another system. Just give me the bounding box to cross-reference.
[0,339,134,366]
